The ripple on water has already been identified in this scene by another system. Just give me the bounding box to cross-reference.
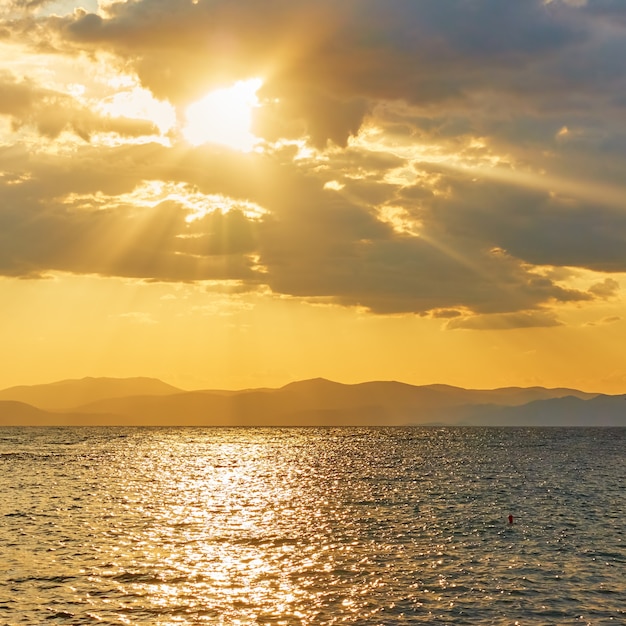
[0,426,624,624]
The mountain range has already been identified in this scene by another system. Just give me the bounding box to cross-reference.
[0,377,624,427]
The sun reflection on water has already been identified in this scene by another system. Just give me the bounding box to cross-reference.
[109,432,339,623]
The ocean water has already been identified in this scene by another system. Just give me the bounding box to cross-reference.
[0,427,624,625]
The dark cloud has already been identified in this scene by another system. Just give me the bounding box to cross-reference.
[257,196,592,315]
[417,173,626,273]
[589,278,620,298]
[254,87,369,148]
[0,142,268,282]
[431,309,464,319]
[5,0,608,145]
[0,187,262,283]
[583,0,626,23]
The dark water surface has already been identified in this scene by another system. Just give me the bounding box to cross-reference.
[1,427,624,624]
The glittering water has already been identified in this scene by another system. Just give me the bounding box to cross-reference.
[1,427,624,625]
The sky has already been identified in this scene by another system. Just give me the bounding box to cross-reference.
[1,0,625,393]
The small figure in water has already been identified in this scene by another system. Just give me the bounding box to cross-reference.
[508,514,514,524]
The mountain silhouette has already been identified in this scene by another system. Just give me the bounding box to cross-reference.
[0,376,620,427]
[0,377,182,411]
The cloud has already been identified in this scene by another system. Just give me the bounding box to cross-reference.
[583,0,626,23]
[6,0,51,11]
[1,1,625,324]
[431,309,464,319]
[600,315,622,324]
[588,278,620,298]
[0,70,158,140]
[0,144,265,282]
[258,204,592,315]
[415,171,626,273]
[584,314,622,327]
[446,311,563,331]
[116,311,157,324]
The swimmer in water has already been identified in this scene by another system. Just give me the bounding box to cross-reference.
[508,514,514,524]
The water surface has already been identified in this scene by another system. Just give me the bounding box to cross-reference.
[1,427,624,624]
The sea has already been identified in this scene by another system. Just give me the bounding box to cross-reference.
[0,427,624,625]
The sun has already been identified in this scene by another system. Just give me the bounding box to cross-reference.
[182,78,263,151]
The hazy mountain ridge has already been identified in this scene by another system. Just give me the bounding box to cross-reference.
[0,377,183,411]
[0,377,622,427]
[455,394,626,427]
[0,401,136,427]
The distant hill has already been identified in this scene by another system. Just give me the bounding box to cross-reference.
[0,377,182,411]
[0,376,622,427]
[0,401,54,424]
[0,400,153,426]
[456,394,626,427]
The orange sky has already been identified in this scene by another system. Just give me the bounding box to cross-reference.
[1,0,625,393]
